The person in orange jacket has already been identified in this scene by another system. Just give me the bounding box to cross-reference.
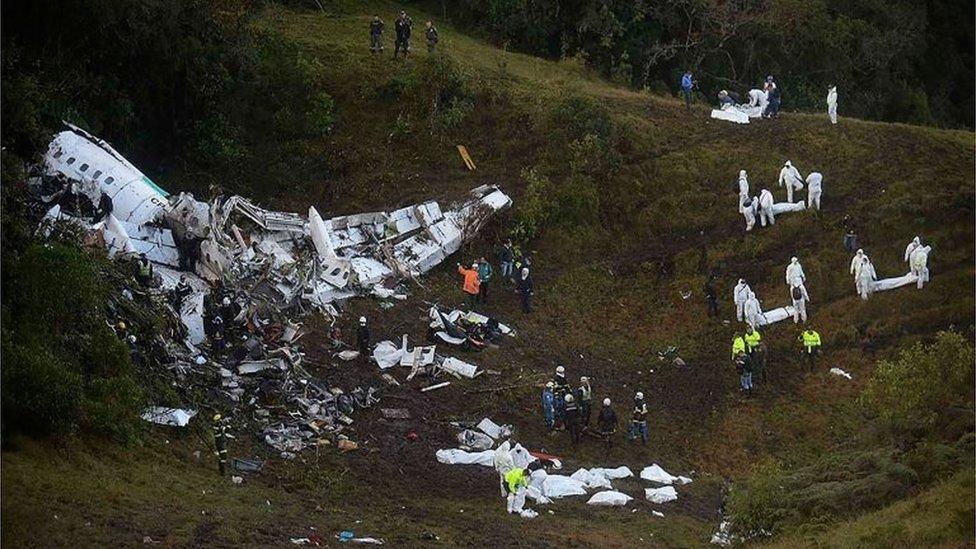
[457,262,481,305]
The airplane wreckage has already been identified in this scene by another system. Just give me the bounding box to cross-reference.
[32,124,512,347]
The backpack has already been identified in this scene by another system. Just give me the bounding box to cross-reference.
[791,286,803,300]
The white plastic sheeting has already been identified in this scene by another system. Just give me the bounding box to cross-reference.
[477,418,511,440]
[570,468,613,490]
[590,466,634,480]
[829,367,853,379]
[872,273,919,292]
[442,357,478,378]
[372,341,403,369]
[756,306,796,327]
[435,448,495,467]
[710,106,751,124]
[769,201,806,215]
[645,486,679,504]
[640,464,692,485]
[587,491,633,506]
[141,407,197,427]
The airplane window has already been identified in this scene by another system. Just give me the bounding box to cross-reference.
[105,176,115,184]
[93,170,102,179]
[53,151,63,159]
[330,268,341,276]
[66,157,76,165]
[80,163,89,172]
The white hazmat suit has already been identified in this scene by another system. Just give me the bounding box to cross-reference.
[785,257,806,286]
[806,172,823,210]
[493,441,515,497]
[748,89,768,109]
[790,282,810,324]
[778,161,804,202]
[850,249,867,282]
[733,279,751,321]
[856,258,878,300]
[758,189,775,226]
[827,86,838,124]
[904,237,921,263]
[743,291,763,330]
[738,170,749,212]
[742,196,757,231]
[910,245,931,289]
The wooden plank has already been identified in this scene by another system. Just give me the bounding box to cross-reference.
[457,145,477,171]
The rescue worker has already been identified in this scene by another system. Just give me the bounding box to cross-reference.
[790,281,810,324]
[135,253,153,287]
[628,392,648,445]
[786,256,806,287]
[733,279,751,322]
[742,196,757,231]
[172,275,192,312]
[552,365,568,427]
[541,382,555,431]
[904,236,922,263]
[504,467,530,515]
[735,351,753,395]
[357,316,371,356]
[856,257,877,300]
[758,188,775,226]
[743,326,762,357]
[799,328,822,369]
[394,10,412,58]
[564,394,581,445]
[681,70,694,110]
[849,249,867,282]
[596,398,618,453]
[499,240,515,280]
[827,85,838,124]
[212,413,228,476]
[425,20,439,53]
[517,267,533,313]
[806,172,823,211]
[477,257,493,304]
[457,262,481,306]
[910,245,931,289]
[577,376,593,427]
[493,440,515,497]
[737,169,749,209]
[753,341,768,383]
[778,161,804,203]
[369,15,384,53]
[704,275,719,318]
[731,332,746,362]
[844,228,858,253]
[743,290,763,331]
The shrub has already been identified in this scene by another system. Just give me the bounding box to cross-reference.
[510,167,553,242]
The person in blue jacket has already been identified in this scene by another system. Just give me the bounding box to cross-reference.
[681,70,694,110]
[541,382,555,431]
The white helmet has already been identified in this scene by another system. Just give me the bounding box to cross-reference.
[359,316,366,325]
[564,394,574,402]
[546,382,554,389]
[580,376,588,382]
[195,355,206,365]
[603,398,611,406]
[521,267,529,278]
[785,160,792,167]
[471,262,479,268]
[636,391,644,399]
[556,366,565,374]
[791,256,798,263]
[856,248,864,255]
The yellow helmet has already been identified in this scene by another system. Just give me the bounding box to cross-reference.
[213,413,222,421]
[117,321,127,330]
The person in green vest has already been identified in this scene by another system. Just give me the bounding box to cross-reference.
[799,328,822,369]
[135,253,153,287]
[731,332,746,362]
[504,467,530,515]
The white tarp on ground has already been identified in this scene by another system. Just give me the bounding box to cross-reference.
[571,468,613,490]
[873,273,918,292]
[590,466,634,480]
[645,486,679,504]
[711,107,751,124]
[141,407,197,427]
[587,491,633,506]
[829,367,853,379]
[435,448,495,467]
[372,341,403,369]
[756,306,796,326]
[476,418,511,440]
[640,464,692,485]
[442,357,478,378]
[541,475,588,499]
[769,201,806,215]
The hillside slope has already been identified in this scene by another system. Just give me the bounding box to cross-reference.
[2,2,973,547]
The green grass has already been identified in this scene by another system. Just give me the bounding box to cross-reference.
[3,1,974,547]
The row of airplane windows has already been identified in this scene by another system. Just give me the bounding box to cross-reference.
[52,149,116,185]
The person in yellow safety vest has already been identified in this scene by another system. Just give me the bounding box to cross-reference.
[504,467,530,515]
[212,413,228,476]
[744,326,762,355]
[799,328,822,369]
[731,332,746,361]
[135,253,154,287]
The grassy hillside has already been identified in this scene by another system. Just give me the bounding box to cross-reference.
[2,1,973,547]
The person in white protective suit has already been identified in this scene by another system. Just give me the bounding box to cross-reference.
[790,281,810,324]
[805,172,823,211]
[733,279,752,321]
[910,245,931,289]
[849,249,868,282]
[743,290,763,330]
[778,161,804,202]
[904,236,922,263]
[747,88,768,109]
[741,196,757,231]
[827,86,838,124]
[738,170,749,212]
[785,256,806,286]
[493,440,515,498]
[758,189,775,226]
[856,257,878,300]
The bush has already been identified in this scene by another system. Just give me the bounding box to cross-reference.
[510,167,553,242]
[861,331,975,431]
[1,243,142,441]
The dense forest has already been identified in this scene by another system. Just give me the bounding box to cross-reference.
[445,0,975,128]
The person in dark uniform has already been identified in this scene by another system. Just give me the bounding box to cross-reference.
[425,20,439,53]
[369,15,384,53]
[212,413,228,476]
[704,274,719,318]
[563,394,581,445]
[596,398,618,454]
[394,11,412,58]
[357,316,371,356]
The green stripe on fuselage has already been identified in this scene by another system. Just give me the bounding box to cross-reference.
[141,175,169,197]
